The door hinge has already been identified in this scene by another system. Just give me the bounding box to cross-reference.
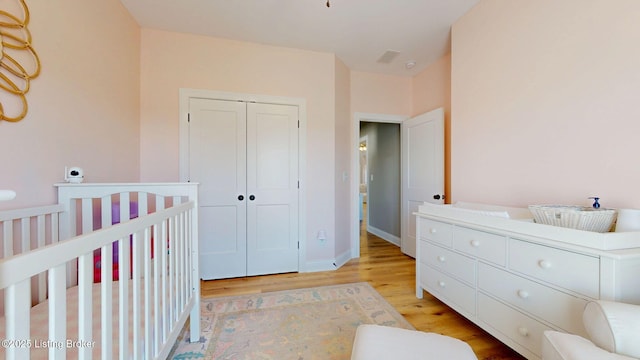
[298,120,300,128]
[187,113,190,122]
[297,242,300,249]
[297,181,300,189]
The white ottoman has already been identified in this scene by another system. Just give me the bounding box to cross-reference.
[351,324,478,360]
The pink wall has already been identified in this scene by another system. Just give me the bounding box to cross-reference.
[334,57,352,258]
[351,71,412,116]
[451,0,640,209]
[413,54,452,202]
[0,0,140,210]
[138,29,339,263]
[413,54,451,118]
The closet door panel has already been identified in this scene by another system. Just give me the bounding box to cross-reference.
[246,103,299,276]
[189,98,247,280]
[254,112,291,189]
[255,204,290,249]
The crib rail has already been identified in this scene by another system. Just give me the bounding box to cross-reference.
[0,203,65,258]
[0,183,200,360]
[0,204,65,309]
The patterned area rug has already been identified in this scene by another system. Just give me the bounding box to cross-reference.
[170,282,414,359]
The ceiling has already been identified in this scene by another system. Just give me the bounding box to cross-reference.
[119,0,479,77]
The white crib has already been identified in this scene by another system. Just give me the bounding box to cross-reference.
[0,183,200,359]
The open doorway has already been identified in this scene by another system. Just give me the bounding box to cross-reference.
[350,113,407,258]
[350,109,445,260]
[358,136,368,226]
[359,121,401,245]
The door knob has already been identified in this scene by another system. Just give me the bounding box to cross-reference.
[249,195,256,201]
[238,195,244,201]
[433,194,441,200]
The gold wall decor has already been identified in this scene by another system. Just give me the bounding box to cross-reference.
[0,0,40,122]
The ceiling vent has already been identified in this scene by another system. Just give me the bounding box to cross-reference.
[377,50,400,64]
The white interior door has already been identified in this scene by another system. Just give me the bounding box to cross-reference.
[189,98,247,279]
[189,98,299,279]
[401,108,445,257]
[246,103,299,276]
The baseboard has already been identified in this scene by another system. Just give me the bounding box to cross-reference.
[302,259,338,273]
[334,249,352,268]
[301,248,353,273]
[366,225,400,246]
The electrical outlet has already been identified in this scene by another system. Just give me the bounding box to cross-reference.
[317,230,327,246]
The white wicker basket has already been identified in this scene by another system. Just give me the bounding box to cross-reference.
[528,205,617,233]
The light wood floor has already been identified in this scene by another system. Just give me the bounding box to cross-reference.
[200,208,525,360]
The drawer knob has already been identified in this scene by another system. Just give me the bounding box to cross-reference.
[538,260,552,269]
[438,281,446,288]
[430,228,437,234]
[470,239,480,247]
[437,255,446,262]
[517,290,530,299]
[517,327,529,337]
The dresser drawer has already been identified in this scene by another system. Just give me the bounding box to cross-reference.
[478,263,588,336]
[509,239,599,298]
[478,293,551,358]
[419,218,454,247]
[454,227,506,266]
[420,264,476,318]
[421,242,476,285]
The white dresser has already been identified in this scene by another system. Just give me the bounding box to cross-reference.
[415,203,640,360]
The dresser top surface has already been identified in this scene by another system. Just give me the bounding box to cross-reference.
[416,202,640,256]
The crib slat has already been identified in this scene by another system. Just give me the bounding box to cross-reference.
[48,264,67,359]
[182,213,193,303]
[120,192,131,222]
[173,215,179,323]
[189,207,201,343]
[101,244,113,360]
[143,226,152,358]
[77,253,93,360]
[98,196,114,358]
[175,214,181,318]
[138,192,148,217]
[20,217,30,253]
[36,214,46,248]
[51,212,59,244]
[5,279,31,360]
[182,212,188,308]
[65,199,78,287]
[152,222,161,355]
[132,230,142,360]
[37,214,46,303]
[3,219,13,257]
[168,216,175,325]
[184,211,191,305]
[81,198,93,235]
[175,213,181,310]
[101,196,113,229]
[178,213,185,309]
[118,236,130,360]
[160,218,169,341]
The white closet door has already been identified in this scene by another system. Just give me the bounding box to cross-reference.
[189,98,299,279]
[246,103,299,276]
[189,98,247,280]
